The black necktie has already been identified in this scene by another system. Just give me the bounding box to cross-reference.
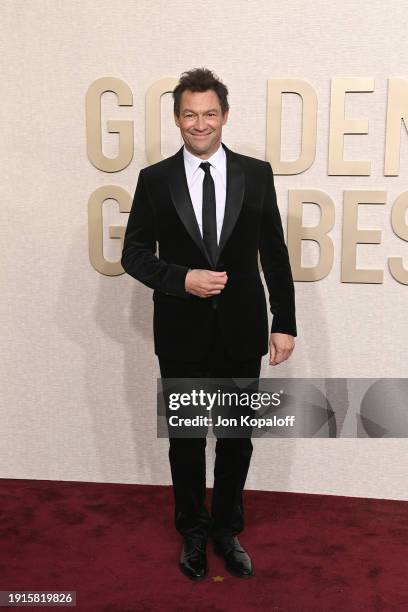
[199,161,218,266]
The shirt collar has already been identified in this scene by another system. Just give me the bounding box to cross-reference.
[183,143,226,177]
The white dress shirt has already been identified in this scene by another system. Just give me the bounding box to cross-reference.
[183,143,227,244]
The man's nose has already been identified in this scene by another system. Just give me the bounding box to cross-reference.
[195,115,207,130]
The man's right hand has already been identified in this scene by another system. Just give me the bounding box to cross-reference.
[185,269,228,298]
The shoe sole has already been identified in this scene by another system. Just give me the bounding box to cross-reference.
[213,546,254,579]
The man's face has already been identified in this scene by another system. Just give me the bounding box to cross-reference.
[174,89,229,159]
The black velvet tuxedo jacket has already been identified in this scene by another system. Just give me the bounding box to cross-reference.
[121,142,297,361]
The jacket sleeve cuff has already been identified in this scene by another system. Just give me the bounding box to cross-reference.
[271,317,297,337]
[164,264,191,299]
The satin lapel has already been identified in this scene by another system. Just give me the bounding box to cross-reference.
[168,146,212,266]
[215,143,245,266]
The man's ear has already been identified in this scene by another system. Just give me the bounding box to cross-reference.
[174,112,180,127]
[222,110,229,125]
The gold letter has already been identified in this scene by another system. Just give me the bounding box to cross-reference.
[287,189,335,281]
[328,78,374,176]
[146,77,178,164]
[384,78,408,176]
[341,191,386,283]
[388,191,408,284]
[88,185,131,275]
[266,79,317,174]
[86,77,133,172]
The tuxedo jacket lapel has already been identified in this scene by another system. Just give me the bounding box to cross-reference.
[168,147,212,265]
[217,143,245,265]
[168,143,245,268]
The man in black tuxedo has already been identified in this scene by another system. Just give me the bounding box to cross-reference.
[121,68,297,581]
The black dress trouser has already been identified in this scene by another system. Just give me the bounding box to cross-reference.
[158,306,262,539]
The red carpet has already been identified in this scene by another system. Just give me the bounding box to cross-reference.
[0,478,407,611]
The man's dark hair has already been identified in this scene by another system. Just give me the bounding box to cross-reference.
[173,68,229,117]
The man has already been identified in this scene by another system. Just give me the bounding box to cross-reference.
[121,68,297,581]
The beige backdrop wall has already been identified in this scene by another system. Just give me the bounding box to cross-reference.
[1,0,407,500]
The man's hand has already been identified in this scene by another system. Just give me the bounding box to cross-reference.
[269,333,295,366]
[185,269,228,298]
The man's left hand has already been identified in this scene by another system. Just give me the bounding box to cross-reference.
[269,333,295,366]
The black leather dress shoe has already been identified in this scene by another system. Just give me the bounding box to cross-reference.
[179,534,208,581]
[213,535,253,578]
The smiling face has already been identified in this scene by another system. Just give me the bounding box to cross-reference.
[174,89,229,159]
